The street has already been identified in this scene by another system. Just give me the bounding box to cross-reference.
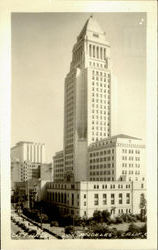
[11,211,56,239]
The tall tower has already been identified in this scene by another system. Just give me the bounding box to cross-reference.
[64,16,111,182]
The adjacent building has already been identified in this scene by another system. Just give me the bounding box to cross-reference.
[11,141,54,191]
[13,179,49,208]
[41,163,53,181]
[11,142,53,206]
[53,151,64,183]
[11,141,46,163]
[88,134,146,182]
[46,180,146,218]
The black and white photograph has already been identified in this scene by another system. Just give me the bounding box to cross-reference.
[1,1,157,250]
[11,11,147,239]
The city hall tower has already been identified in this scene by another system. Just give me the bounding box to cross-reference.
[64,16,111,182]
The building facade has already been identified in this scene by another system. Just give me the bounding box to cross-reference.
[11,141,46,185]
[13,179,49,208]
[11,141,46,163]
[11,159,41,183]
[64,16,111,182]
[40,163,53,181]
[88,134,146,182]
[53,151,64,182]
[45,180,146,218]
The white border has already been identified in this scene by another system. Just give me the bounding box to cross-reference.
[0,1,157,250]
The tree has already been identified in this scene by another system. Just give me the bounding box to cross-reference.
[50,221,59,227]
[115,216,124,224]
[59,215,73,226]
[93,210,102,223]
[92,224,109,237]
[101,210,111,223]
[139,193,147,221]
[140,223,147,234]
[128,223,140,233]
[40,213,49,223]
[65,225,75,235]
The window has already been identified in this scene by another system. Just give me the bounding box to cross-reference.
[119,193,123,204]
[94,200,98,205]
[84,194,86,199]
[111,194,115,205]
[93,45,95,57]
[94,193,99,205]
[72,193,74,206]
[89,45,92,57]
[103,194,107,205]
[96,47,99,58]
[84,202,86,206]
[94,194,98,199]
[126,193,130,204]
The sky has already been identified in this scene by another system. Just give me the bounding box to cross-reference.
[11,12,146,162]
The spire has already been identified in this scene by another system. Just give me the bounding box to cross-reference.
[78,15,104,40]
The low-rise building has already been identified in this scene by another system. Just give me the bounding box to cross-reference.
[45,180,146,218]
[12,179,48,208]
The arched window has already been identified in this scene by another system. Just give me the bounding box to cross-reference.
[61,193,63,203]
[58,192,60,202]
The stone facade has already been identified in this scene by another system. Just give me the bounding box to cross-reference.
[45,180,146,218]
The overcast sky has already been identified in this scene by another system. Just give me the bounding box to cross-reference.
[11,12,146,162]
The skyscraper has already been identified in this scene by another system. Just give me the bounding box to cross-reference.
[64,16,111,182]
[47,16,146,218]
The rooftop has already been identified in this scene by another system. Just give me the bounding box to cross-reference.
[111,134,141,140]
[89,134,143,148]
[78,15,105,40]
[11,141,45,148]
